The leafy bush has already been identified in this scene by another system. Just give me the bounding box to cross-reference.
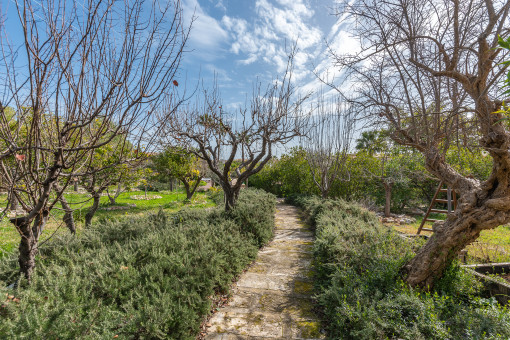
[0,189,275,339]
[296,196,510,339]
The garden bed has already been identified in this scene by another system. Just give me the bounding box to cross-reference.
[462,262,510,305]
[0,189,276,339]
[289,195,510,339]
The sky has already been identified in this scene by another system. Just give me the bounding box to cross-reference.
[178,0,359,111]
[0,0,361,154]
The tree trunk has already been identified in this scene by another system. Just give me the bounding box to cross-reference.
[60,196,76,234]
[182,181,191,200]
[223,186,241,211]
[13,212,48,283]
[74,180,79,192]
[169,178,174,191]
[107,183,122,205]
[17,218,38,283]
[85,194,101,228]
[8,191,19,211]
[383,182,392,217]
[403,213,485,289]
[403,166,510,289]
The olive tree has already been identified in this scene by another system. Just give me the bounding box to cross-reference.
[331,0,510,288]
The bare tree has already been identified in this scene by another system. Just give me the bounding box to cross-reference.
[330,0,510,288]
[301,93,354,198]
[161,53,309,211]
[0,0,190,282]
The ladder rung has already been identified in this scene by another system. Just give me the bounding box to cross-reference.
[434,199,448,203]
[430,209,450,214]
[425,218,442,222]
[421,228,433,232]
[439,188,449,192]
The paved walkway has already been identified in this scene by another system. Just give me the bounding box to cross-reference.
[205,202,324,339]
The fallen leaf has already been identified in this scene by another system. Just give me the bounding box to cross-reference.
[173,80,179,86]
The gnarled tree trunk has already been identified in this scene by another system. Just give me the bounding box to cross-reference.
[404,184,505,289]
[15,217,38,283]
[222,184,241,212]
[60,196,76,234]
[85,194,101,228]
[12,210,49,283]
[404,95,510,289]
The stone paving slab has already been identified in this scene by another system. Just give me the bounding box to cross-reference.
[205,203,324,340]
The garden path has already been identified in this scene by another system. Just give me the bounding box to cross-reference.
[205,201,324,339]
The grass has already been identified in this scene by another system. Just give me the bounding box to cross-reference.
[0,189,215,258]
[391,214,510,263]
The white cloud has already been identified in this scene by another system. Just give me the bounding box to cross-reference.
[221,0,323,77]
[183,0,229,53]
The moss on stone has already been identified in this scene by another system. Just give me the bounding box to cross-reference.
[249,264,268,274]
[293,280,313,294]
[297,321,322,338]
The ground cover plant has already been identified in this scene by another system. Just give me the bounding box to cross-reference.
[0,189,275,339]
[0,189,215,258]
[289,195,510,339]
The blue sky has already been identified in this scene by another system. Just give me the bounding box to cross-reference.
[1,0,360,129]
[179,0,359,110]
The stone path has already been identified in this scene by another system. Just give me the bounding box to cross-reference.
[205,202,324,339]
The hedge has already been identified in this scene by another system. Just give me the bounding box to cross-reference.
[0,189,275,339]
[291,195,510,340]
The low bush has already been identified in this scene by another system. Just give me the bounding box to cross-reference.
[295,196,510,339]
[0,189,275,339]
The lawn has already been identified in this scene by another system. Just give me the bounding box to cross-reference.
[391,214,510,263]
[0,189,216,258]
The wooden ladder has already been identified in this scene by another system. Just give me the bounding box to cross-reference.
[417,181,457,234]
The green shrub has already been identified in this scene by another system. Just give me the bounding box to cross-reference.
[0,189,275,339]
[298,196,510,340]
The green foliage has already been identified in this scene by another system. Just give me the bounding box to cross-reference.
[0,189,275,339]
[253,143,492,213]
[250,147,318,197]
[294,196,510,339]
[151,146,201,186]
[499,35,510,96]
[355,130,390,155]
[226,189,276,247]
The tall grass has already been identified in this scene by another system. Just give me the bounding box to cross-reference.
[0,189,275,339]
[291,195,510,340]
